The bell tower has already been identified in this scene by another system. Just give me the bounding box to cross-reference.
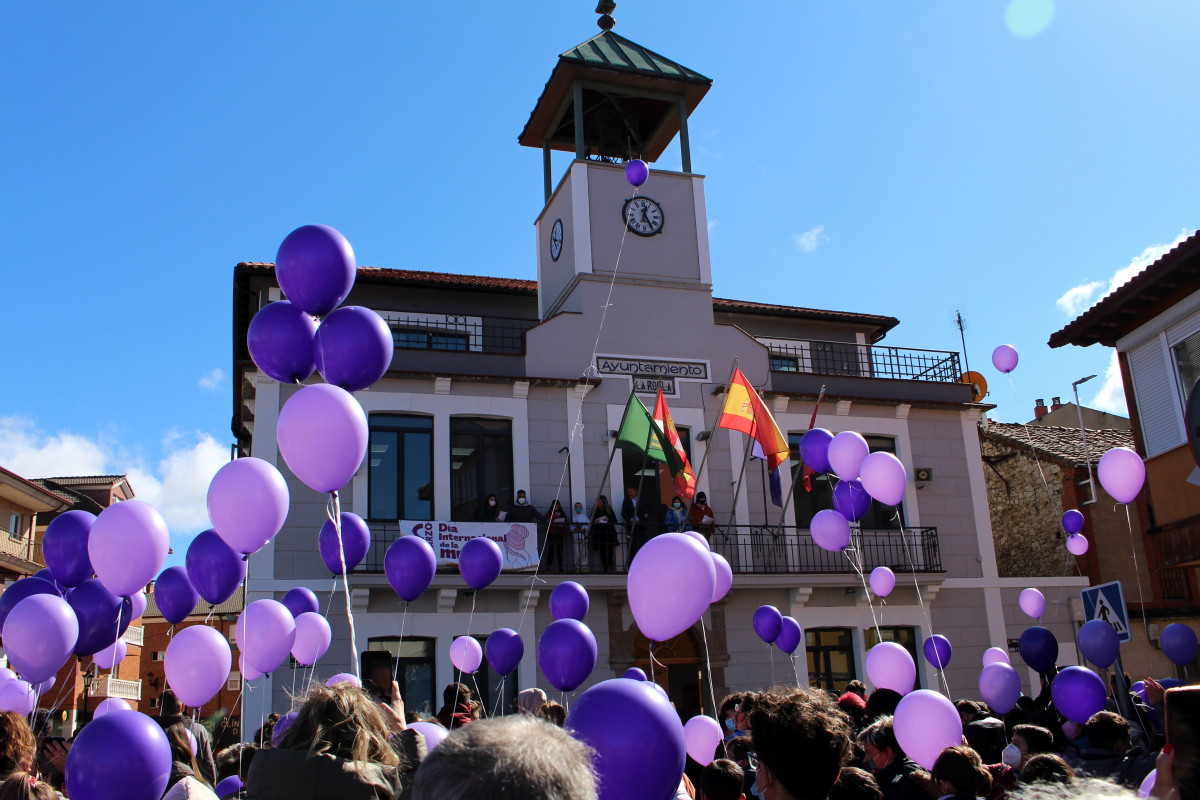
[520,4,714,320]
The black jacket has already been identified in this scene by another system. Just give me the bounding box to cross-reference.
[875,758,929,800]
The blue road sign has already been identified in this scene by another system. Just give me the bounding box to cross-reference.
[1081,581,1132,643]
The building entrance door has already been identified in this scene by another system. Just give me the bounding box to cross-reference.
[632,628,705,720]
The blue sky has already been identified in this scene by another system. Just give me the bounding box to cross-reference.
[3,1,1199,551]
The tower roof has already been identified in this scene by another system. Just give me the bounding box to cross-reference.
[559,30,710,82]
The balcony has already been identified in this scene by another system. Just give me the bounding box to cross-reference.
[358,524,941,575]
[0,533,43,574]
[1158,517,1200,569]
[122,625,144,647]
[89,675,142,701]
[384,313,537,356]
[764,339,961,383]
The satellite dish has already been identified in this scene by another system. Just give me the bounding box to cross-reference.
[959,371,987,402]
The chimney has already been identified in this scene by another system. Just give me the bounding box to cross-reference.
[1051,396,1064,412]
[1034,399,1048,420]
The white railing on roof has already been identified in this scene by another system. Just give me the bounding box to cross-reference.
[122,626,144,647]
[90,675,142,701]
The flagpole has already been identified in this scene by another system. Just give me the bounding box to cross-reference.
[687,357,740,516]
[592,386,637,517]
[774,385,827,528]
[723,430,757,544]
[630,416,656,558]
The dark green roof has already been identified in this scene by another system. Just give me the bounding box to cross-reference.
[560,31,710,84]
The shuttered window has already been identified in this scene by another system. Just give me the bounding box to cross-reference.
[1128,340,1186,457]
[1173,329,1200,409]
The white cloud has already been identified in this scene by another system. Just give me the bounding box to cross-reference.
[1090,351,1127,415]
[1056,281,1105,316]
[0,417,110,478]
[198,368,225,390]
[1056,230,1191,316]
[794,225,828,254]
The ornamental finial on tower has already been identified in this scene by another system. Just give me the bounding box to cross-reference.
[596,0,615,31]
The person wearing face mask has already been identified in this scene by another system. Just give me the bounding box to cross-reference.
[665,495,688,533]
[506,490,544,525]
[477,493,500,522]
[570,502,591,573]
[719,694,748,742]
[857,716,928,800]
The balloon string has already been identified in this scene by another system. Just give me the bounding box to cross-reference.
[327,492,359,682]
[394,603,409,684]
[844,535,883,642]
[792,654,801,688]
[1124,504,1152,643]
[491,675,507,717]
[892,508,952,699]
[698,623,720,722]
[769,645,776,686]
[450,593,479,732]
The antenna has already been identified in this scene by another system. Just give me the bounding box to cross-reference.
[954,309,972,378]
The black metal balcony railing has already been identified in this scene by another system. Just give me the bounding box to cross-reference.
[383,314,537,356]
[766,339,961,383]
[358,524,941,576]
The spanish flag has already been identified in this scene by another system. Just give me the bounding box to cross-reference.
[718,368,790,472]
[652,390,696,500]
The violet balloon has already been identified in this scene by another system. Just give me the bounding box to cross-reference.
[710,552,733,603]
[1159,623,1199,666]
[409,721,448,750]
[68,579,133,657]
[66,710,172,800]
[923,634,952,669]
[186,529,248,606]
[776,616,802,655]
[1061,509,1085,534]
[325,672,360,688]
[239,656,263,683]
[1052,666,1107,724]
[860,451,907,507]
[385,535,437,602]
[93,639,128,671]
[1097,447,1146,504]
[894,690,963,770]
[810,508,851,552]
[291,612,332,666]
[129,589,147,621]
[271,712,297,747]
[94,697,132,717]
[566,678,685,800]
[165,624,233,708]
[215,776,244,799]
[624,159,649,187]
[0,577,59,632]
[978,662,1022,714]
[752,605,783,645]
[314,306,394,392]
[236,599,297,675]
[89,498,168,597]
[991,344,1019,373]
[623,667,648,681]
[1077,619,1120,668]
[981,648,1010,667]
[870,566,896,597]
[828,431,870,481]
[799,428,834,473]
[450,636,484,674]
[319,513,372,575]
[628,533,715,642]
[1019,588,1045,619]
[246,300,318,384]
[3,594,78,683]
[42,510,96,587]
[1018,626,1059,674]
[277,384,369,494]
[154,566,199,625]
[0,681,35,715]
[275,224,357,317]
[684,715,723,766]
[538,619,598,692]
[866,641,916,694]
[31,569,66,595]
[459,536,504,590]
[550,581,590,621]
[832,478,872,522]
[281,586,320,619]
[207,457,290,556]
[485,628,524,676]
[1066,534,1089,556]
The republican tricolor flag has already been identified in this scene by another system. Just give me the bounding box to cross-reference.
[718,368,791,506]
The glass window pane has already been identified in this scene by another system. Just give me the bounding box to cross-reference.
[395,330,428,349]
[404,432,433,520]
[1175,331,1200,408]
[370,431,399,520]
[404,661,435,715]
[449,419,513,522]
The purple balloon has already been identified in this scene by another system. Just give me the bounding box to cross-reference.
[129,590,147,621]
[860,451,907,507]
[923,634,952,669]
[832,479,872,521]
[485,628,524,676]
[207,457,290,556]
[31,569,66,594]
[89,499,168,597]
[215,775,244,799]
[684,715,723,766]
[870,567,896,597]
[866,641,916,694]
[66,710,172,800]
[68,579,133,657]
[1097,447,1145,504]
[710,552,732,603]
[1061,509,1085,534]
[165,624,232,708]
[0,680,36,715]
[282,587,320,618]
[550,581,589,621]
[275,224,357,317]
[1019,588,1045,619]
[625,159,649,187]
[894,690,963,770]
[538,619,598,692]
[799,428,834,473]
[319,512,372,575]
[247,300,318,384]
[753,605,783,645]
[271,712,297,747]
[811,508,851,552]
[0,577,59,631]
[42,510,96,587]
[325,672,360,688]
[776,616,802,655]
[1066,534,1089,556]
[94,697,133,717]
[1018,626,1059,674]
[94,639,127,670]
[385,535,437,602]
[409,721,448,750]
[154,566,199,625]
[236,599,297,675]
[186,529,247,606]
[277,384,368,494]
[291,612,332,666]
[991,344,1019,374]
[622,667,647,681]
[566,678,685,800]
[828,431,870,481]
[450,636,484,674]
[3,594,78,683]
[628,533,715,642]
[314,306,394,392]
[1077,619,1121,668]
[1159,623,1199,666]
[978,662,1022,714]
[1052,666,1108,724]
[983,646,1010,667]
[459,536,504,590]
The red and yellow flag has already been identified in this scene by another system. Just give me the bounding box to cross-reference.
[652,390,696,500]
[718,368,790,471]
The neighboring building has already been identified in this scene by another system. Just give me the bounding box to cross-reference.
[1030,398,1131,431]
[1050,230,1200,676]
[0,465,67,582]
[232,18,1087,731]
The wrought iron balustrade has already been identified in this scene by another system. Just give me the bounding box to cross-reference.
[383,313,537,356]
[765,339,961,383]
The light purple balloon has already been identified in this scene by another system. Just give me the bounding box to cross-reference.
[1066,534,1089,556]
[185,729,198,756]
[0,668,16,691]
[870,567,896,597]
[94,697,133,717]
[978,662,1021,713]
[2,594,78,683]
[681,530,710,550]
[628,533,716,642]
[165,625,233,708]
[865,641,916,694]
[236,599,297,675]
[811,508,851,552]
[893,689,963,770]
[31,676,55,696]
[94,639,128,670]
[860,451,907,507]
[275,224,357,317]
[982,646,1010,666]
[291,612,332,666]
[325,672,360,688]
[1139,769,1157,799]
[991,344,1019,374]
[239,656,263,683]
[450,636,483,674]
[313,305,395,392]
[277,384,369,494]
[89,499,169,597]
[129,590,147,621]
[410,721,449,750]
[710,552,732,603]
[828,431,870,481]
[684,715,722,766]
[1097,447,1145,504]
[207,457,290,555]
[1019,588,1045,620]
[0,681,36,715]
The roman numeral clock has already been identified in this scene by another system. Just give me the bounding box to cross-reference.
[622,196,664,236]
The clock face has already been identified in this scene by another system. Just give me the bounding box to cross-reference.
[622,197,664,237]
[550,218,563,261]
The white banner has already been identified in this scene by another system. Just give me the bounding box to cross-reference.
[399,520,540,571]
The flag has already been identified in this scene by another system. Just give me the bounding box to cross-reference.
[751,440,784,507]
[718,368,791,472]
[652,390,696,500]
[614,394,676,469]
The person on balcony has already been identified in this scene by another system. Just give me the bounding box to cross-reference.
[622,487,646,558]
[687,492,716,540]
[590,496,618,573]
[477,494,500,523]
[665,496,688,533]
[571,502,591,573]
[506,490,544,526]
[544,500,568,572]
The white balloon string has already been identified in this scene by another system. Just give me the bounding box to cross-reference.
[1124,504,1152,643]
[327,492,359,682]
[769,644,776,686]
[1007,375,1055,505]
[450,593,479,731]
[699,623,720,722]
[393,603,409,684]
[892,507,952,699]
[470,673,487,719]
[792,654,801,688]
[844,534,882,642]
[491,675,507,717]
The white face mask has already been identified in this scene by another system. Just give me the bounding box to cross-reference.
[488,499,496,506]
[1001,743,1022,767]
[517,497,527,505]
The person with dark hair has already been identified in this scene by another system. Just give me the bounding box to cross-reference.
[436,683,480,731]
[699,759,745,800]
[665,496,688,533]
[863,690,902,725]
[164,722,212,796]
[829,767,883,800]
[747,687,852,800]
[215,742,257,796]
[544,499,569,572]
[846,681,867,700]
[536,702,566,727]
[254,714,281,749]
[477,494,501,522]
[931,746,991,800]
[1012,725,1054,770]
[1077,711,1133,780]
[955,701,1005,765]
[857,716,928,800]
[590,495,618,572]
[719,693,747,741]
[1020,754,1076,786]
[687,492,716,540]
[158,688,218,784]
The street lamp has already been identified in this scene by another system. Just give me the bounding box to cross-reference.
[81,666,95,719]
[1072,374,1098,505]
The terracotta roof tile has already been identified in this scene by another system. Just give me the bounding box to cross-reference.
[980,420,1135,464]
[38,475,129,486]
[144,592,244,619]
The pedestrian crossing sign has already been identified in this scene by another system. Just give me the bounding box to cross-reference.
[1081,581,1132,643]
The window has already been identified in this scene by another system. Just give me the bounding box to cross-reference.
[788,434,903,529]
[148,697,160,709]
[770,355,800,373]
[227,671,241,691]
[450,418,513,521]
[859,437,903,530]
[151,652,165,662]
[865,626,921,689]
[1173,330,1200,410]
[364,637,437,715]
[5,515,19,539]
[369,415,434,521]
[395,328,470,351]
[453,634,519,716]
[806,628,856,692]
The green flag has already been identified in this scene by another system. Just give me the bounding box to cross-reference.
[614,394,680,472]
